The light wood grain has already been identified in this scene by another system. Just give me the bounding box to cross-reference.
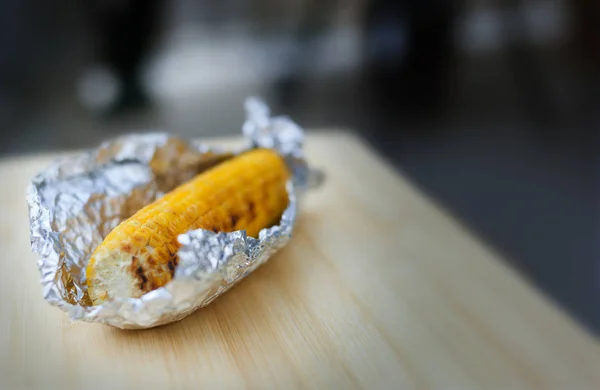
[1,132,598,390]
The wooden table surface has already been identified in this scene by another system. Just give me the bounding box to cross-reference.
[1,132,599,390]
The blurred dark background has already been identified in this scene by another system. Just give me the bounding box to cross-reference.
[0,1,598,332]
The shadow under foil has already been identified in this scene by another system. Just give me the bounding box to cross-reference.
[105,213,316,353]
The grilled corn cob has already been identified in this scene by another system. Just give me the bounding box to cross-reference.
[86,148,289,305]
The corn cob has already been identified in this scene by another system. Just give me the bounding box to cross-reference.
[86,148,289,305]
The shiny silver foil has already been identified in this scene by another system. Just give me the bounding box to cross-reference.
[27,98,320,329]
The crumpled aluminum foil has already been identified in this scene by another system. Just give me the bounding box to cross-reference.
[27,98,322,329]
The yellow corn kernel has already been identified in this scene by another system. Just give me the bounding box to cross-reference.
[86,148,289,305]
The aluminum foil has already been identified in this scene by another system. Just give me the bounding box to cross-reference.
[27,98,321,329]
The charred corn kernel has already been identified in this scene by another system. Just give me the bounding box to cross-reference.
[86,149,289,305]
